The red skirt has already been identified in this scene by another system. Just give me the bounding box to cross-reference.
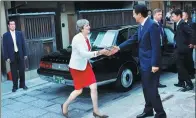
[69,62,96,90]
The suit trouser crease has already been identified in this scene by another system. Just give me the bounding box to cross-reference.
[141,70,166,117]
[187,49,195,75]
[10,52,25,88]
[177,52,193,84]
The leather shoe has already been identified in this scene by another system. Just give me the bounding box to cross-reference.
[158,83,167,88]
[12,88,17,92]
[174,82,185,88]
[20,86,28,90]
[181,85,193,92]
[136,112,154,118]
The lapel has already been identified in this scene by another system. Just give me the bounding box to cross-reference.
[174,20,184,38]
[139,18,151,42]
[79,33,91,51]
[8,31,14,45]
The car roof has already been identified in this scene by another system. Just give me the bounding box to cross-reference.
[90,25,138,32]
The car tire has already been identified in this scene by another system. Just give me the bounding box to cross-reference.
[115,66,135,92]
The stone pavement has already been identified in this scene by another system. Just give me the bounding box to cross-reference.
[82,76,195,118]
[1,77,53,100]
[1,73,195,118]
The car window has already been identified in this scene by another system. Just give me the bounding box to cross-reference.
[116,29,128,46]
[164,28,175,44]
[88,30,116,48]
[128,28,137,39]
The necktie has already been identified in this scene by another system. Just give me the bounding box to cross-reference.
[158,22,163,46]
[85,37,91,51]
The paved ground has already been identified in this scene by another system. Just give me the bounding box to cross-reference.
[1,72,195,118]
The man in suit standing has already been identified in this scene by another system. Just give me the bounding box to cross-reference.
[3,20,28,92]
[153,8,167,88]
[171,9,194,92]
[182,11,195,79]
[111,4,166,118]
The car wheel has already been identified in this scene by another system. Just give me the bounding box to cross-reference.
[115,67,134,92]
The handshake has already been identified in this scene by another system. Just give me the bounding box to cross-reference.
[97,46,120,56]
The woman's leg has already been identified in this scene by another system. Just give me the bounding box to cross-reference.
[89,83,101,114]
[63,89,83,113]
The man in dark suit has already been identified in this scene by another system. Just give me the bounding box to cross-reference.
[153,8,167,88]
[171,9,194,92]
[3,20,28,92]
[111,4,166,118]
[182,11,195,79]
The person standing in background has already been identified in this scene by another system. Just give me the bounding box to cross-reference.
[182,11,195,79]
[153,8,167,88]
[2,20,28,92]
[171,9,194,92]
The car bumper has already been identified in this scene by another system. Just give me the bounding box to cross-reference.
[37,68,74,86]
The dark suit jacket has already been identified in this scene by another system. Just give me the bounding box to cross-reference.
[190,23,196,45]
[174,20,193,54]
[3,31,27,62]
[119,18,161,71]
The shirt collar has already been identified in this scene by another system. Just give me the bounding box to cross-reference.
[154,19,159,24]
[141,17,148,26]
[10,30,15,33]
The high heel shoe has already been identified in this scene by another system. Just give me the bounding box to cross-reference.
[93,112,109,118]
[61,104,69,118]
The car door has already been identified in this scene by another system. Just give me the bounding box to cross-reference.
[161,26,176,69]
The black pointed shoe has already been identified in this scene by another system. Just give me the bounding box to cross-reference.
[136,112,154,118]
[20,85,28,90]
[174,82,185,88]
[93,112,109,118]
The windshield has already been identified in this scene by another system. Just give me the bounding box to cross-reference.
[88,30,116,48]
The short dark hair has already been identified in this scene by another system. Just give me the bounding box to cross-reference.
[7,20,15,25]
[171,9,182,18]
[133,4,148,18]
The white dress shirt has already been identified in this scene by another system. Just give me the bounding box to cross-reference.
[10,30,18,52]
[154,19,163,46]
[141,17,148,26]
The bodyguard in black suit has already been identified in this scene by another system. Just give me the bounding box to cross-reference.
[111,5,166,118]
[3,20,28,92]
[171,9,194,92]
[182,11,195,79]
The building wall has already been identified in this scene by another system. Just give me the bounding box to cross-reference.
[60,2,76,49]
[1,1,10,81]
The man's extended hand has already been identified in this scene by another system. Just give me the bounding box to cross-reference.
[152,66,159,73]
[110,46,120,55]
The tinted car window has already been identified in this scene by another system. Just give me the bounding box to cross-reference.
[116,29,128,45]
[88,30,116,47]
[164,28,175,44]
[128,28,137,39]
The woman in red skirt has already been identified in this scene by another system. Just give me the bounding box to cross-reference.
[61,19,109,118]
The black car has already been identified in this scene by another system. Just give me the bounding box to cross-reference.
[37,25,176,92]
